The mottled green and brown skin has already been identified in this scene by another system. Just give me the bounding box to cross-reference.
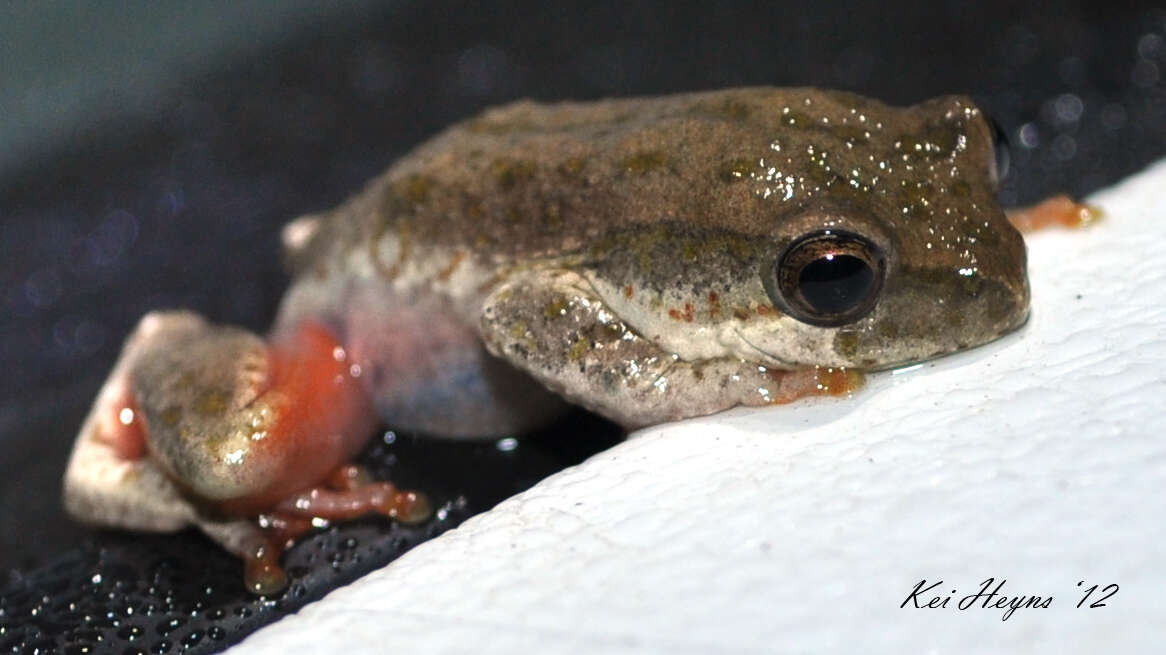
[276,87,1027,430]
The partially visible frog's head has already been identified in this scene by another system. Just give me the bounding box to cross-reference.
[582,89,1027,370]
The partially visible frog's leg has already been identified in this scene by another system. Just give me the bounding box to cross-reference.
[479,270,862,429]
[61,313,296,595]
[1007,194,1101,232]
[64,311,429,595]
[64,312,211,533]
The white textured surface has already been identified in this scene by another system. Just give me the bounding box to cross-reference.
[231,161,1166,654]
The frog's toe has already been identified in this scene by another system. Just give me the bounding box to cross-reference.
[1006,194,1102,232]
[274,478,434,525]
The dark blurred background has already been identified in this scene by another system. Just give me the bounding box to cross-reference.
[2,1,1164,651]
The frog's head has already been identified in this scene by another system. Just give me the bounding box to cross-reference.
[97,311,374,515]
[584,90,1028,371]
[745,193,1029,370]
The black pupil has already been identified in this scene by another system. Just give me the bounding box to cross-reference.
[797,254,874,315]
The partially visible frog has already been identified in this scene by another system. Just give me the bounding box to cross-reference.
[64,87,1042,594]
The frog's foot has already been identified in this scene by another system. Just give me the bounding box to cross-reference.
[235,464,431,595]
[273,473,432,524]
[766,366,864,404]
[480,269,864,428]
[207,463,433,596]
[1007,194,1101,232]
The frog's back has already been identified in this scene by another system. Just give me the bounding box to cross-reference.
[288,87,991,279]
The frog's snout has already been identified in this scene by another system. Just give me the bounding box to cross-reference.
[851,263,1030,370]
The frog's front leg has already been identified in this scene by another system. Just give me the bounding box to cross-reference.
[1007,194,1101,232]
[480,270,861,429]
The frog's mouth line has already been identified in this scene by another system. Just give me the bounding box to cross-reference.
[731,327,792,369]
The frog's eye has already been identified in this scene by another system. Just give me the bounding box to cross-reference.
[769,230,885,327]
[988,115,1010,184]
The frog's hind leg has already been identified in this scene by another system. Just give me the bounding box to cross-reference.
[63,312,212,533]
[1007,194,1101,232]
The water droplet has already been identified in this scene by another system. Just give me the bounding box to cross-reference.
[1132,58,1160,88]
[1053,93,1084,123]
[1137,33,1163,58]
[23,268,62,308]
[1100,103,1128,130]
[1017,123,1040,149]
[1051,134,1078,161]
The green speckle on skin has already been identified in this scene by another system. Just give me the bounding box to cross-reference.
[719,98,752,120]
[580,321,625,345]
[689,97,753,122]
[197,390,228,416]
[586,232,620,259]
[204,431,229,454]
[718,158,753,183]
[544,295,569,319]
[949,179,971,198]
[958,269,984,297]
[986,289,1011,324]
[384,174,433,213]
[831,125,872,144]
[691,362,706,381]
[876,321,900,340]
[944,309,964,328]
[781,111,812,127]
[897,179,935,212]
[161,406,181,427]
[402,175,432,203]
[508,320,529,339]
[567,337,590,362]
[542,202,563,229]
[559,157,585,179]
[834,330,860,359]
[637,250,653,271]
[805,161,844,187]
[895,124,958,160]
[491,158,537,190]
[622,151,669,174]
[926,121,961,153]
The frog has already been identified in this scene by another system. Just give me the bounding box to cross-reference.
[63,87,1053,595]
